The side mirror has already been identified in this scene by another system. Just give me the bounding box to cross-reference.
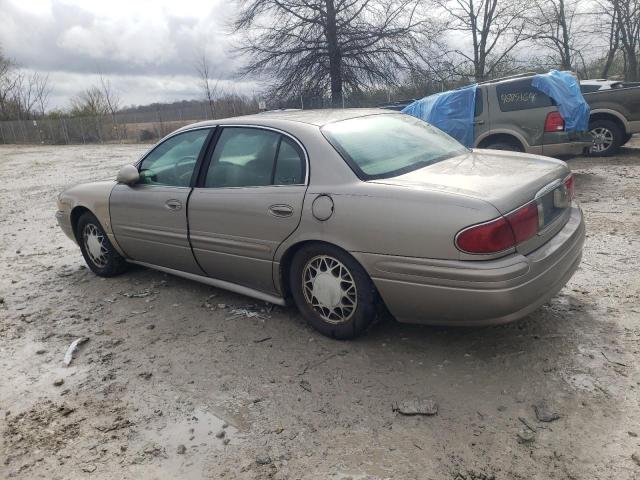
[116,165,140,185]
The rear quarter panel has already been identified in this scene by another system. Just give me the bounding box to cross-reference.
[585,87,640,131]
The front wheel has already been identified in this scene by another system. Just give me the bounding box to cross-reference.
[289,244,378,339]
[76,212,129,277]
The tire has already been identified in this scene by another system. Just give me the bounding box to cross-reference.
[76,212,128,277]
[589,119,623,157]
[484,141,523,152]
[289,243,378,339]
[622,133,633,146]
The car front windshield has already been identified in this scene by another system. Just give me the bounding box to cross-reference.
[321,114,468,180]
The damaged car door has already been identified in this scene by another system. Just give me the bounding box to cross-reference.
[188,126,307,294]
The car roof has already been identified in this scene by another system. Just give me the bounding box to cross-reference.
[180,108,395,130]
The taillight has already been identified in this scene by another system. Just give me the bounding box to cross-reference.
[564,174,574,201]
[544,112,564,132]
[456,217,515,254]
[456,201,540,254]
[505,201,539,243]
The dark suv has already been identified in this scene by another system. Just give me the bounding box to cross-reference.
[383,74,593,157]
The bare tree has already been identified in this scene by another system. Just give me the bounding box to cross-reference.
[99,73,121,139]
[70,86,108,117]
[604,0,640,80]
[435,0,530,81]
[601,9,620,78]
[526,0,587,71]
[195,52,219,118]
[33,73,51,117]
[234,0,436,107]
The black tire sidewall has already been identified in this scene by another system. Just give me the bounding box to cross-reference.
[589,119,622,157]
[76,212,127,277]
[485,142,523,152]
[289,243,377,340]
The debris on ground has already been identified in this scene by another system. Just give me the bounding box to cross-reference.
[215,430,226,438]
[256,454,272,465]
[533,401,561,422]
[226,307,271,320]
[177,444,186,454]
[299,379,312,392]
[138,372,152,380]
[122,289,156,298]
[53,378,64,387]
[632,453,640,467]
[517,429,536,444]
[253,336,272,343]
[63,337,89,366]
[392,399,438,416]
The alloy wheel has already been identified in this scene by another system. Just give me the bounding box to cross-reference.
[590,127,614,153]
[302,255,357,324]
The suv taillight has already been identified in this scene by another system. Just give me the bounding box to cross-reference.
[455,201,539,254]
[545,112,565,132]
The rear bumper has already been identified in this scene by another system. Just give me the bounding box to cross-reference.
[353,206,585,326]
[542,141,591,157]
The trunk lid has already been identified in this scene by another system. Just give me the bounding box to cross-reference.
[370,149,570,214]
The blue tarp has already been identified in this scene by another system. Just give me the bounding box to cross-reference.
[402,85,477,147]
[531,70,590,132]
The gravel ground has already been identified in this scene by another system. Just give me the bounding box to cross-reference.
[0,140,639,479]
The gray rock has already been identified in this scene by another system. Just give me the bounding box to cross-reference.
[215,430,225,439]
[81,464,97,473]
[533,401,560,422]
[632,453,640,467]
[256,454,272,465]
[176,444,186,455]
[517,429,535,444]
[53,378,64,387]
[392,399,438,416]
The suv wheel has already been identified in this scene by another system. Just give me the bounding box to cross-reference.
[589,119,622,157]
[484,141,524,152]
[289,243,378,339]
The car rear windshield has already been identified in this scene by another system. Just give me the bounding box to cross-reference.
[321,114,468,180]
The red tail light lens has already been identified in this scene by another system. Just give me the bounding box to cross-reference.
[505,201,539,243]
[456,201,540,254]
[564,174,574,201]
[544,112,565,132]
[455,217,516,254]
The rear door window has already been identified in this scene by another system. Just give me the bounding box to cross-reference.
[496,79,554,112]
[474,88,483,117]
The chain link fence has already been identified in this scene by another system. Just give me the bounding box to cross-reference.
[0,99,261,145]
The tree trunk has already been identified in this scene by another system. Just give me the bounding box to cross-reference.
[627,52,639,81]
[324,0,343,107]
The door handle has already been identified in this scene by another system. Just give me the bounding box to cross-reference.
[165,199,182,211]
[268,204,294,217]
[473,120,485,125]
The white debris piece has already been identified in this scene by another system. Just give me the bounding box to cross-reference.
[63,337,89,366]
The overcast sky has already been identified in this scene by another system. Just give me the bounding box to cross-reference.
[0,0,258,109]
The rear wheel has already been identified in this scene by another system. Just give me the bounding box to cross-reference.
[589,119,623,157]
[289,243,378,339]
[76,212,128,277]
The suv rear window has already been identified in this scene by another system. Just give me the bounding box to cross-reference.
[496,79,554,112]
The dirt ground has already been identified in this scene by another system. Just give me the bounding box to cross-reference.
[1,139,639,480]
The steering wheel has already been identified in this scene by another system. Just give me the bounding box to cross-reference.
[174,155,197,186]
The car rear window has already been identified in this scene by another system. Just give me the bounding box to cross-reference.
[321,114,468,180]
[496,79,554,111]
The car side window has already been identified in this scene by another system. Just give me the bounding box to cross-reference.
[274,137,305,185]
[138,129,209,187]
[496,79,554,112]
[204,127,305,188]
